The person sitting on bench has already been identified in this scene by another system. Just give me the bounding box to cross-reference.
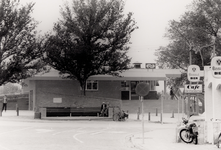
[100,102,107,117]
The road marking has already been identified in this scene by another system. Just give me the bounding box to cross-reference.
[53,127,85,135]
[106,131,126,134]
[0,127,33,135]
[90,127,111,135]
[73,127,110,143]
[0,144,12,150]
[35,129,53,133]
[73,133,84,143]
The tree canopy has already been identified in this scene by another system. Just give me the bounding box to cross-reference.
[0,0,46,85]
[155,0,221,87]
[43,0,137,95]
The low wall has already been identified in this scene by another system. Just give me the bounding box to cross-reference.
[36,95,122,112]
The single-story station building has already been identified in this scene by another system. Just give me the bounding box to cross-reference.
[23,63,181,115]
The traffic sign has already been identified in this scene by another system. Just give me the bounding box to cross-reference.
[211,56,221,78]
[187,65,200,82]
[135,82,150,96]
[184,84,202,93]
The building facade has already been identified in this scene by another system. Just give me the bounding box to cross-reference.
[23,65,181,111]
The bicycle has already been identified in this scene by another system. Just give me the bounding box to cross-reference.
[113,110,128,121]
[179,117,198,144]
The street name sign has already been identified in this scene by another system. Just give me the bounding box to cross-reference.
[187,65,200,82]
[184,84,202,94]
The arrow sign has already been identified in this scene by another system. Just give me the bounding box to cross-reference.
[184,84,202,93]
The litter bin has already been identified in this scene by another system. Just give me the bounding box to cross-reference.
[34,112,41,119]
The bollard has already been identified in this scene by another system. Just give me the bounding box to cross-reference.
[16,104,19,116]
[171,110,174,118]
[156,108,158,116]
[148,112,151,121]
[137,107,140,120]
[126,110,129,119]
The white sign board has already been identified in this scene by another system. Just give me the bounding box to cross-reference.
[53,98,62,103]
[211,56,221,78]
[187,65,200,82]
[184,84,202,93]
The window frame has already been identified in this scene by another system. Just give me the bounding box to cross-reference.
[86,80,98,91]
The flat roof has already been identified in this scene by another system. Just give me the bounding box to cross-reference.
[27,68,181,81]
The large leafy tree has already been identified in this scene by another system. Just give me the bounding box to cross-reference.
[0,0,46,85]
[43,0,137,95]
[155,0,221,88]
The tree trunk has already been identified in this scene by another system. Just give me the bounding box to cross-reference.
[80,81,87,96]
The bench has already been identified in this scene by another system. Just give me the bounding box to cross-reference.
[71,107,101,116]
[46,107,71,117]
[45,107,101,117]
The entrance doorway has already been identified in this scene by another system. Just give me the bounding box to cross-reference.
[131,81,139,100]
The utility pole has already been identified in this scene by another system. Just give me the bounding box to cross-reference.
[188,48,192,118]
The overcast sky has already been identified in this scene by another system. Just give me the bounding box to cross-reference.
[20,0,194,67]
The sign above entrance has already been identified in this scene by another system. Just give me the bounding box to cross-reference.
[184,84,202,94]
[211,56,221,78]
[135,82,150,96]
[187,65,200,82]
[145,63,156,69]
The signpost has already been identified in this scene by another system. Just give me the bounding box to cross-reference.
[135,82,150,144]
[187,64,201,118]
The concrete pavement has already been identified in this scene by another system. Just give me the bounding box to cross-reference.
[0,110,218,150]
[129,113,219,150]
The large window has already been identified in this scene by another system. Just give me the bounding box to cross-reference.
[86,80,98,90]
[146,81,156,91]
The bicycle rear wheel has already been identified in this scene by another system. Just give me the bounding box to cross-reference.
[180,129,194,143]
[113,113,119,121]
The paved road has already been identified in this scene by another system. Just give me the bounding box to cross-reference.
[0,118,155,150]
[1,110,217,150]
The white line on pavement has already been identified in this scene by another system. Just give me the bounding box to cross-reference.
[53,127,85,135]
[0,144,12,150]
[73,127,111,143]
[0,127,33,135]
[73,133,84,143]
[90,127,111,135]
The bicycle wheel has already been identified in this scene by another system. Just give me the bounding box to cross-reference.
[179,129,194,143]
[113,113,119,121]
[217,138,221,148]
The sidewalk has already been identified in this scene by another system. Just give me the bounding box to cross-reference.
[0,110,34,121]
[130,113,218,150]
[0,110,113,121]
[0,110,218,149]
[131,127,219,150]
